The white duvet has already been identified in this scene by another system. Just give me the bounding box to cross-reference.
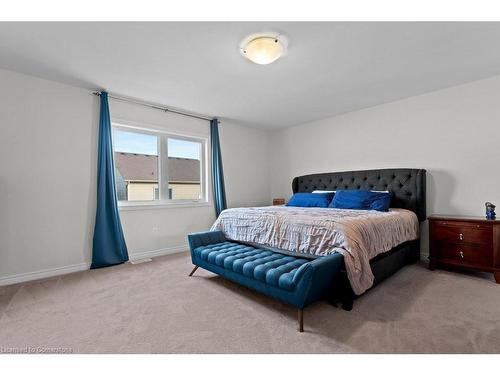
[211,206,419,295]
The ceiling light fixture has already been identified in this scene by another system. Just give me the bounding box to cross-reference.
[240,33,287,65]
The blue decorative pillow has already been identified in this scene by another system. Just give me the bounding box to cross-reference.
[329,190,392,212]
[286,192,334,208]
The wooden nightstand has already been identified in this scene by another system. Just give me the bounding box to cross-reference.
[273,198,285,206]
[428,215,500,283]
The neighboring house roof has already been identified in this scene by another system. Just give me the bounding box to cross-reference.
[114,152,200,183]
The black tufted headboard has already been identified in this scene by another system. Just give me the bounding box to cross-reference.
[292,168,426,221]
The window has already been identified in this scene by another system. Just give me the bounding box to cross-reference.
[113,129,158,202]
[167,138,202,200]
[112,123,207,207]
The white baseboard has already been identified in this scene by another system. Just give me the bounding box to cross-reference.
[0,245,189,287]
[0,262,90,286]
[128,244,188,262]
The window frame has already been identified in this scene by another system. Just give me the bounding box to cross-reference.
[112,121,209,210]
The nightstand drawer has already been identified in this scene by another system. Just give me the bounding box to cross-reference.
[437,242,493,267]
[432,223,492,246]
[429,215,500,283]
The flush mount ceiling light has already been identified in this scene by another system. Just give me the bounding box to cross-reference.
[240,33,287,65]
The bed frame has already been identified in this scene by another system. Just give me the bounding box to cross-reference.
[292,168,427,309]
[188,168,426,330]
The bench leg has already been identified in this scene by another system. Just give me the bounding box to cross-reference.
[298,309,304,332]
[188,265,199,277]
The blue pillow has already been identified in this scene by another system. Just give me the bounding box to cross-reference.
[329,190,392,212]
[286,192,334,208]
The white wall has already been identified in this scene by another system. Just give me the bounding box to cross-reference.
[0,68,271,283]
[3,66,500,283]
[270,75,500,256]
[0,69,98,283]
[219,120,271,208]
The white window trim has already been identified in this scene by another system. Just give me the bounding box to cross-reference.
[118,201,211,211]
[112,121,210,210]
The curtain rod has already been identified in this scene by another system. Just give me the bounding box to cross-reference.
[92,92,213,122]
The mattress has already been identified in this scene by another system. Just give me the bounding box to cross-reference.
[211,206,419,295]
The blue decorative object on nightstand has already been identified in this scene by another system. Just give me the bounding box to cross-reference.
[485,202,496,220]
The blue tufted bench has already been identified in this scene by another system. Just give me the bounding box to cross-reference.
[187,230,344,332]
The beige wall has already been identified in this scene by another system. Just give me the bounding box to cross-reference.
[126,182,201,201]
[127,182,158,201]
[169,183,201,200]
[270,75,500,257]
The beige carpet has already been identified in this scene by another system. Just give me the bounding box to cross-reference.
[1,252,499,353]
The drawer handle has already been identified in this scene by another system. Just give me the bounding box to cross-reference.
[459,251,464,259]
[459,233,463,241]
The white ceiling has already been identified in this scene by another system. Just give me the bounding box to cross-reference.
[1,22,500,129]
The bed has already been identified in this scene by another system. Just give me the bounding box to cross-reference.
[187,168,426,331]
[211,168,426,309]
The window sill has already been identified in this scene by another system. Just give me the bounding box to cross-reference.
[118,201,211,211]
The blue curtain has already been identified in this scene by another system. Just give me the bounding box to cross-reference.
[91,92,129,269]
[210,118,227,217]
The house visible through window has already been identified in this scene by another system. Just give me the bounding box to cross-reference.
[112,125,206,205]
[168,138,202,200]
